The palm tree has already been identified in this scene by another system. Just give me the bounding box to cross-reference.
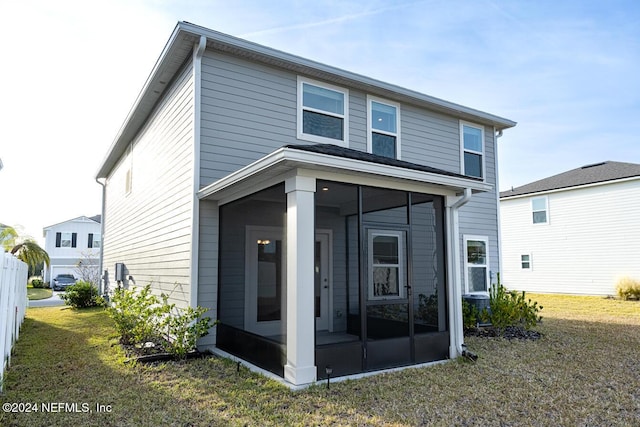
[1,224,50,272]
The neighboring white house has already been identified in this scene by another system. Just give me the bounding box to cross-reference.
[95,22,516,386]
[43,215,101,284]
[500,161,640,295]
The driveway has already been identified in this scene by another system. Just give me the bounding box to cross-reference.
[28,291,65,307]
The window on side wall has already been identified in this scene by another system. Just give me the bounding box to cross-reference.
[367,96,400,159]
[460,121,484,179]
[297,77,348,146]
[521,254,531,269]
[464,235,489,293]
[532,196,548,224]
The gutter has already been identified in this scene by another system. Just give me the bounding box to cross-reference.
[95,177,107,296]
[445,188,472,359]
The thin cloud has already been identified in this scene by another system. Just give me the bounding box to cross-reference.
[240,0,427,38]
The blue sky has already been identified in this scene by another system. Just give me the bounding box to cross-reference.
[1,0,639,243]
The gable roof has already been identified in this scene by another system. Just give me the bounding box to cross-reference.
[500,161,640,199]
[96,21,516,180]
[42,215,102,235]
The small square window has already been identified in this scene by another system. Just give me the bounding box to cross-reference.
[521,254,531,269]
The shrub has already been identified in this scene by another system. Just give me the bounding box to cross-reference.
[462,299,475,329]
[488,274,542,330]
[108,284,213,357]
[108,285,163,346]
[157,294,212,359]
[616,277,640,301]
[60,281,103,309]
[30,278,46,288]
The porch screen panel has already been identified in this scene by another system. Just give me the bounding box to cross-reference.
[411,194,447,333]
[218,184,286,331]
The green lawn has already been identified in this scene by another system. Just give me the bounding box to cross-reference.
[1,295,638,426]
[26,287,52,300]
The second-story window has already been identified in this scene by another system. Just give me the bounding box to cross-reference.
[460,121,484,179]
[368,96,400,159]
[532,196,548,224]
[56,232,77,248]
[297,77,348,146]
[88,233,101,249]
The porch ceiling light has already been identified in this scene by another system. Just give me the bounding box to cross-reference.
[257,239,271,245]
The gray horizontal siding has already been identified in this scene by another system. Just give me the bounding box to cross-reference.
[198,46,502,294]
[103,60,195,307]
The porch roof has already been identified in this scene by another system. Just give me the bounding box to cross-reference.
[198,144,493,204]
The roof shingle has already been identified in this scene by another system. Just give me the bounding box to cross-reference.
[500,161,640,199]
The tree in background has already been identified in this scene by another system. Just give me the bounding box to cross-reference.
[1,223,50,275]
[75,250,101,288]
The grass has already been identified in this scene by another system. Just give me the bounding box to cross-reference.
[1,295,639,426]
[26,287,52,300]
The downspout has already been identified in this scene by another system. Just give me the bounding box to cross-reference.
[95,177,107,296]
[189,35,207,309]
[494,128,504,283]
[446,188,472,359]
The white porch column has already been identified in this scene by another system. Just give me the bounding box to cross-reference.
[284,175,317,385]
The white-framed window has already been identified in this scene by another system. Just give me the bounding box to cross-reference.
[368,229,406,300]
[521,254,531,269]
[367,96,400,159]
[460,121,484,179]
[531,196,548,224]
[88,233,101,249]
[463,235,490,293]
[297,76,349,146]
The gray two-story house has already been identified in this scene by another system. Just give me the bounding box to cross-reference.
[96,22,516,387]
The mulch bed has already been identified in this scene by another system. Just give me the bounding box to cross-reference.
[119,341,208,363]
[465,325,542,340]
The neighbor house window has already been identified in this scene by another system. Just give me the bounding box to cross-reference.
[532,197,548,224]
[521,254,531,269]
[464,235,489,293]
[88,233,101,249]
[56,232,77,248]
[460,121,484,179]
[297,77,348,145]
[367,96,400,159]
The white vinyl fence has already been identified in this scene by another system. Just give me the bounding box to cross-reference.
[0,249,28,390]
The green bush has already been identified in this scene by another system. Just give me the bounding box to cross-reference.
[108,284,213,358]
[157,294,212,359]
[462,274,543,331]
[616,277,640,300]
[30,278,46,288]
[108,285,163,346]
[60,281,103,309]
[488,274,542,330]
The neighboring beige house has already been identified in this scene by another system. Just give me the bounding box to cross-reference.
[96,22,516,386]
[500,161,640,295]
[43,215,101,284]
